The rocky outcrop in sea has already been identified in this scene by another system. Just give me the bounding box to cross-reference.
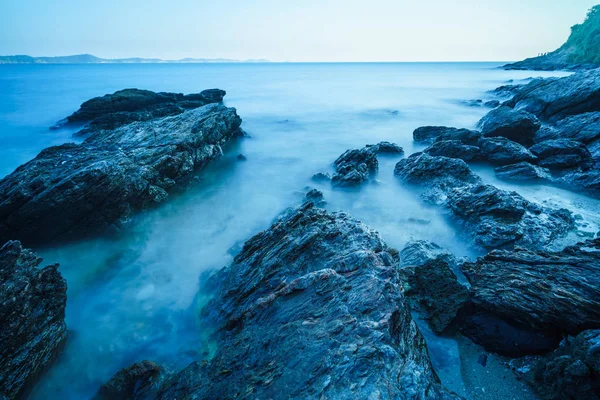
[97,201,460,399]
[0,91,243,246]
[0,241,67,399]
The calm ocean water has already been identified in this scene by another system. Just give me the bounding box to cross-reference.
[0,63,595,399]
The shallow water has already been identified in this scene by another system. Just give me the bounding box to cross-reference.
[0,63,590,399]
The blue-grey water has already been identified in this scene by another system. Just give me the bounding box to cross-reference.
[0,63,597,399]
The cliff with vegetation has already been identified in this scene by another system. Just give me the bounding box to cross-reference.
[505,5,600,71]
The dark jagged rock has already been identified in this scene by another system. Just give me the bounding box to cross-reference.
[530,139,593,169]
[558,169,600,199]
[478,137,537,165]
[413,126,481,145]
[400,258,469,333]
[366,141,404,155]
[153,203,459,399]
[423,140,484,161]
[311,172,331,182]
[494,162,552,182]
[478,106,541,146]
[534,112,600,146]
[95,361,165,400]
[399,239,460,268]
[0,102,242,246]
[505,70,600,122]
[517,329,600,400]
[491,83,525,98]
[303,188,326,207]
[394,153,481,204]
[64,88,226,134]
[461,238,600,336]
[446,184,574,250]
[0,241,67,399]
[331,146,378,187]
[395,154,573,249]
[484,100,500,108]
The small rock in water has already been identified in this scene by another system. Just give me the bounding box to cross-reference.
[477,353,488,367]
[236,153,247,161]
[311,172,331,182]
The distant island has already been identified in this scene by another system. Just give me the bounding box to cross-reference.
[505,5,600,71]
[0,54,270,64]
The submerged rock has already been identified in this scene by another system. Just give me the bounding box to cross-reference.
[494,162,552,182]
[478,106,541,146]
[64,88,226,134]
[151,203,459,399]
[311,171,332,182]
[0,102,242,246]
[505,70,600,122]
[0,241,67,399]
[529,139,593,169]
[331,146,378,187]
[423,140,484,161]
[461,238,600,338]
[478,137,537,165]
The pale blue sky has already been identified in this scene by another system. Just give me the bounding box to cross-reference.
[0,0,597,61]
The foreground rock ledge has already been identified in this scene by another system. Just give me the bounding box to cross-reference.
[0,241,67,399]
[0,100,242,246]
[100,203,460,399]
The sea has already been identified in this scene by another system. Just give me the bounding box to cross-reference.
[0,62,596,399]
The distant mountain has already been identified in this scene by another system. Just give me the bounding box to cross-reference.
[505,5,600,71]
[0,54,270,64]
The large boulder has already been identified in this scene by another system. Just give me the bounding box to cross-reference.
[331,146,379,187]
[0,102,243,246]
[446,184,574,250]
[152,203,459,399]
[478,137,537,165]
[558,169,600,199]
[494,162,552,182]
[529,139,593,169]
[505,70,600,122]
[478,106,541,146]
[534,112,600,145]
[64,88,226,134]
[461,238,600,338]
[413,126,480,145]
[423,140,484,161]
[394,153,481,204]
[0,241,67,399]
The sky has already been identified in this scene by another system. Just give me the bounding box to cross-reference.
[0,0,598,62]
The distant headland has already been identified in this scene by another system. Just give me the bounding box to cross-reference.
[0,54,270,64]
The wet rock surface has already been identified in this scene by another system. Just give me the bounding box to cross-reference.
[366,141,404,154]
[0,102,242,246]
[94,361,165,400]
[478,106,541,146]
[395,154,573,250]
[138,203,460,399]
[331,146,379,187]
[0,241,67,399]
[529,139,593,169]
[413,126,481,145]
[64,88,226,134]
[478,137,537,165]
[461,238,600,339]
[505,70,600,122]
[494,162,552,182]
[423,140,483,161]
